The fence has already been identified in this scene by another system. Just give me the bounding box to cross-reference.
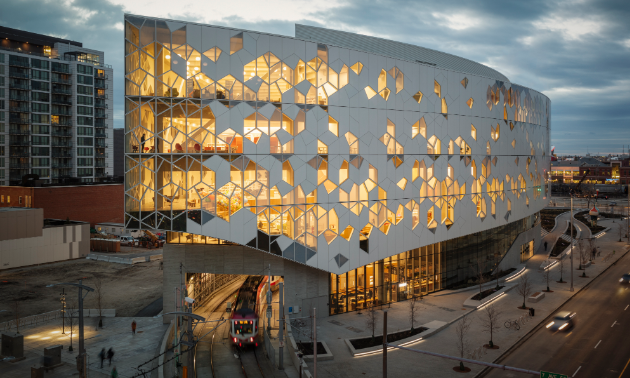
[0,308,116,333]
[192,274,241,308]
[263,326,276,367]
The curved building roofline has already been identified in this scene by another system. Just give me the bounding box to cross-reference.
[295,24,510,82]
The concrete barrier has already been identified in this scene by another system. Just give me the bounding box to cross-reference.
[149,254,163,261]
[159,320,175,378]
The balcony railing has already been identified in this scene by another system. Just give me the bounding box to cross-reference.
[52,142,73,147]
[9,128,30,135]
[9,94,30,101]
[10,152,30,158]
[10,82,30,90]
[10,163,31,169]
[52,77,72,85]
[10,106,30,113]
[95,112,107,118]
[95,93,108,99]
[52,131,72,137]
[52,152,72,158]
[95,72,108,79]
[9,60,29,68]
[51,65,71,74]
[95,82,108,89]
[51,121,72,127]
[52,87,72,95]
[52,98,72,106]
[95,102,108,109]
[52,109,72,116]
[10,139,31,146]
[9,116,30,124]
[95,132,107,138]
[52,163,73,169]
[9,71,30,79]
[95,142,107,148]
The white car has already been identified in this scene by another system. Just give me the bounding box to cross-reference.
[119,236,135,245]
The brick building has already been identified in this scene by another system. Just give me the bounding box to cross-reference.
[0,183,122,225]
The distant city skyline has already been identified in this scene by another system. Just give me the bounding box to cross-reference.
[2,0,628,154]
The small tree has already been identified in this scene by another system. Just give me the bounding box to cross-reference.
[479,303,502,348]
[66,302,78,352]
[454,315,472,371]
[515,274,533,309]
[13,300,21,334]
[476,260,489,297]
[408,296,418,331]
[558,253,566,283]
[364,302,379,340]
[492,253,502,290]
[542,261,552,292]
[93,275,104,328]
[587,238,597,261]
[576,239,586,269]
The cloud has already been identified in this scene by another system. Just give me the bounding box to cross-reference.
[1,0,628,155]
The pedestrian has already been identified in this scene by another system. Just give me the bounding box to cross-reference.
[132,319,137,335]
[107,348,114,366]
[111,366,118,378]
[544,241,548,251]
[99,348,106,368]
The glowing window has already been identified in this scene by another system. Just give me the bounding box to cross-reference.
[434,80,441,98]
[350,62,363,75]
[328,116,338,136]
[471,125,477,140]
[230,33,243,55]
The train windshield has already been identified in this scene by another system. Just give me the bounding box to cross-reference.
[234,320,254,334]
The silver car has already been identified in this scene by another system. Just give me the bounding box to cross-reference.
[620,273,630,283]
[546,311,576,332]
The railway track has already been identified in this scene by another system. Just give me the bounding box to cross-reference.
[236,346,265,378]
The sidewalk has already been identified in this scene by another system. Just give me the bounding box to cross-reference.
[297,216,629,377]
[0,316,168,378]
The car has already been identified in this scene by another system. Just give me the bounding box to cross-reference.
[620,273,630,283]
[546,311,576,332]
[119,236,136,245]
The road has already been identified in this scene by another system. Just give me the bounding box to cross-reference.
[485,251,630,378]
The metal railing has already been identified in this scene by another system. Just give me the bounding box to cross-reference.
[52,87,72,95]
[9,106,29,113]
[52,153,72,158]
[52,109,72,116]
[9,94,30,101]
[9,128,30,135]
[52,99,72,105]
[95,82,108,89]
[52,121,72,127]
[9,117,30,124]
[95,132,107,138]
[8,60,30,68]
[52,142,73,147]
[9,139,31,146]
[9,71,30,79]
[95,93,108,99]
[10,152,30,158]
[52,131,72,137]
[0,45,112,68]
[95,112,108,118]
[95,102,108,109]
[52,77,72,85]
[10,163,31,169]
[9,82,30,90]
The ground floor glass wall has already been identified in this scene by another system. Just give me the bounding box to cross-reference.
[329,213,538,315]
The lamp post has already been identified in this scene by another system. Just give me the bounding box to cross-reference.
[47,280,94,378]
[60,288,66,334]
[570,197,574,292]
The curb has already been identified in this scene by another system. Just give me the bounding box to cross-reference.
[474,246,630,378]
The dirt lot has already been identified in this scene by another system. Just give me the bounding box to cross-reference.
[0,259,162,323]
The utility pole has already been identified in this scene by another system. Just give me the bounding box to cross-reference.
[278,282,284,370]
[570,197,574,292]
[77,279,86,377]
[187,303,194,378]
[267,264,272,331]
[383,310,388,378]
[60,288,65,334]
[313,307,317,378]
[627,184,629,243]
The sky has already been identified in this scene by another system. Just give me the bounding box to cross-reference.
[1,0,629,155]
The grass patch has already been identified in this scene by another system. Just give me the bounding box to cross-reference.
[575,211,607,234]
[550,238,570,257]
[541,209,568,232]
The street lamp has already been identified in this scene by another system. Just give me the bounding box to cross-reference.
[47,280,94,378]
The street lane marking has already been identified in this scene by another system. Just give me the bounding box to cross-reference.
[620,355,630,378]
[612,321,617,327]
[595,340,602,349]
[625,305,629,311]
[574,366,581,376]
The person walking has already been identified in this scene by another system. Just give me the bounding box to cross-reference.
[132,319,137,335]
[107,348,115,366]
[99,348,106,368]
[111,366,118,378]
[544,241,548,251]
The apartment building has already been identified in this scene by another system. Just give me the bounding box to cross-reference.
[0,26,113,185]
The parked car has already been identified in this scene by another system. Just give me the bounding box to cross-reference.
[546,311,576,332]
[620,273,630,283]
[119,236,136,245]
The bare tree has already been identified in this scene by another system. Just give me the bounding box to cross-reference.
[364,301,379,340]
[454,315,472,371]
[13,300,21,334]
[558,253,566,283]
[408,296,418,331]
[479,303,502,348]
[587,238,597,261]
[542,261,552,292]
[576,239,587,269]
[93,275,104,328]
[66,301,78,352]
[618,223,623,242]
[515,274,533,309]
[492,253,502,290]
[476,260,489,297]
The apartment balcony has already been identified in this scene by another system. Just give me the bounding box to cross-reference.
[51,65,70,74]
[95,162,106,168]
[9,115,30,124]
[95,72,108,79]
[77,172,93,177]
[52,109,73,116]
[9,94,30,101]
[9,71,30,79]
[95,102,108,109]
[9,60,29,68]
[95,112,108,119]
[10,163,31,169]
[51,130,72,137]
[52,87,72,95]
[94,171,108,178]
[52,152,72,158]
[10,106,30,113]
[52,163,73,169]
[95,92,108,99]
[95,142,107,148]
[95,119,106,128]
[52,77,72,85]
[52,98,72,106]
[94,132,107,138]
[52,141,73,147]
[51,120,72,127]
[10,139,31,146]
[10,82,30,90]
[10,151,30,158]
[9,128,30,135]
[95,82,108,89]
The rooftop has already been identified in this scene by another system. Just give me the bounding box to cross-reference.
[0,25,82,47]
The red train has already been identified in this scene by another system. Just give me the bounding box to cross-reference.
[229,276,265,347]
